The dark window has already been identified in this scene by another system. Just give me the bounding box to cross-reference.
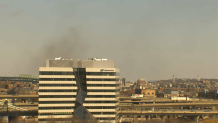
[86,84,120,87]
[39,72,74,75]
[39,90,77,92]
[96,118,116,120]
[86,95,117,98]
[91,112,116,114]
[86,106,116,109]
[39,107,73,110]
[39,78,75,81]
[86,72,116,76]
[39,71,119,76]
[39,95,76,98]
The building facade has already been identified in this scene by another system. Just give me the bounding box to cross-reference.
[38,58,120,123]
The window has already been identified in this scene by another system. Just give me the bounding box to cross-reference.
[86,95,116,98]
[39,95,76,98]
[39,71,119,76]
[85,107,116,109]
[86,84,119,87]
[39,72,74,75]
[39,107,73,110]
[86,72,116,76]
[91,112,116,114]
[39,90,76,92]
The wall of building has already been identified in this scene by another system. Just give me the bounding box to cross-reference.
[38,61,119,123]
[141,89,155,96]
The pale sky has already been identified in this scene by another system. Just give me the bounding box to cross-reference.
[0,0,217,81]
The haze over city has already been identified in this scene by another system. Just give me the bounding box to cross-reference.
[0,0,217,81]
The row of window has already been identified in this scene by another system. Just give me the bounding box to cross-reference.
[39,112,72,115]
[86,106,116,109]
[39,84,120,87]
[39,119,115,122]
[39,112,116,115]
[96,118,116,120]
[38,101,117,104]
[39,95,117,98]
[39,107,116,110]
[39,107,73,109]
[38,117,115,122]
[39,90,119,92]
[39,78,119,81]
[39,72,119,76]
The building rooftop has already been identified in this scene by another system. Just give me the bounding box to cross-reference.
[46,57,115,68]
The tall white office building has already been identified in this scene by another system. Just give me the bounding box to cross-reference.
[38,58,120,123]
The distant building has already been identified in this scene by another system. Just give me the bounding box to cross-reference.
[198,90,218,99]
[135,89,156,97]
[137,79,147,86]
[121,78,125,87]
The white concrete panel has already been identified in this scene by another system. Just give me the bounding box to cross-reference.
[87,92,119,95]
[39,98,75,101]
[39,104,75,107]
[86,76,119,79]
[86,81,119,84]
[39,67,73,72]
[39,87,77,90]
[39,81,76,84]
[86,68,118,72]
[85,98,118,101]
[87,87,119,90]
[87,109,116,112]
[93,115,116,118]
[39,75,75,78]
[83,103,117,106]
[99,120,115,123]
[38,109,74,113]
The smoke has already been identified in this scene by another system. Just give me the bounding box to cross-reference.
[10,11,22,16]
[24,27,89,76]
[0,4,7,8]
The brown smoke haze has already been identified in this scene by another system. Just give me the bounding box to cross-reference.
[24,27,89,76]
[10,11,21,16]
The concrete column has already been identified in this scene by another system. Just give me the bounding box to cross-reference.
[143,115,146,121]
[161,116,167,123]
[146,116,151,120]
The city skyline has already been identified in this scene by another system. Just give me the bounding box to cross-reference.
[0,0,217,81]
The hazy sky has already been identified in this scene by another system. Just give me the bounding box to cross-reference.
[0,0,217,81]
